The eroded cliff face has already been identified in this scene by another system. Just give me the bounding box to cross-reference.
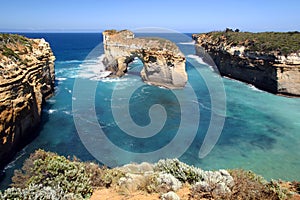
[0,34,55,169]
[103,30,187,89]
[193,33,300,96]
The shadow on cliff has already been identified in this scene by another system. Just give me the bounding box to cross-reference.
[0,91,53,188]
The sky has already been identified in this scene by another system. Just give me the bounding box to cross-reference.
[1,0,300,33]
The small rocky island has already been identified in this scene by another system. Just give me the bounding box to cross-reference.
[0,34,55,169]
[193,30,300,96]
[102,30,188,89]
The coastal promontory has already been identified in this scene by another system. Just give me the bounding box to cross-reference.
[102,30,187,89]
[0,34,55,169]
[193,30,300,96]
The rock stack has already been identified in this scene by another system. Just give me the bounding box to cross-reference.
[103,30,187,89]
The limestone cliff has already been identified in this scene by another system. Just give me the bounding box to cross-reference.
[102,30,187,89]
[0,34,55,169]
[193,31,300,96]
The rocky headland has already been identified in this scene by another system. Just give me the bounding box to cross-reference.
[0,34,55,170]
[1,150,299,199]
[102,30,187,89]
[193,30,300,96]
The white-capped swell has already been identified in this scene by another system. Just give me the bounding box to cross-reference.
[4,148,27,170]
[187,54,216,72]
[56,55,111,80]
[248,85,264,92]
[78,54,111,80]
[178,41,195,45]
[187,54,206,65]
[56,60,83,64]
[47,109,58,114]
[63,111,72,115]
[46,99,56,104]
[56,77,67,81]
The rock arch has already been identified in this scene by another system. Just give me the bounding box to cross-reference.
[102,30,187,89]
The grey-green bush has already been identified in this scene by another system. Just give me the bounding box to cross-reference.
[154,158,204,184]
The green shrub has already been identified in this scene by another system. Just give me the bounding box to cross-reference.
[84,163,124,188]
[10,149,126,199]
[29,155,92,197]
[2,46,20,60]
[12,150,92,199]
[228,169,288,200]
[137,174,159,193]
[267,180,291,200]
[154,158,203,184]
[199,30,300,55]
[0,184,83,200]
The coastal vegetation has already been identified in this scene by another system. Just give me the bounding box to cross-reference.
[196,30,300,55]
[193,29,300,96]
[0,150,299,199]
[0,33,33,63]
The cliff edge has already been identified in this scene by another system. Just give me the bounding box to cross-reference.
[0,34,55,169]
[1,150,299,199]
[103,30,187,89]
[193,31,300,96]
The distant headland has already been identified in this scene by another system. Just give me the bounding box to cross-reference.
[193,29,300,96]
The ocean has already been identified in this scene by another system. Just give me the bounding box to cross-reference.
[1,32,299,189]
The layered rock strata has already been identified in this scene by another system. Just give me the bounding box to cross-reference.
[193,32,300,96]
[102,30,187,89]
[0,34,55,169]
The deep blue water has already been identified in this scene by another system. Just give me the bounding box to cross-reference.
[1,32,299,189]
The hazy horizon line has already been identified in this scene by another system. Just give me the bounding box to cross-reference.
[1,28,299,34]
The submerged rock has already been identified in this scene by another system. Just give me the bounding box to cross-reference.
[0,34,55,169]
[102,30,187,89]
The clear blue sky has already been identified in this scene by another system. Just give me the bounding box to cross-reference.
[1,0,300,32]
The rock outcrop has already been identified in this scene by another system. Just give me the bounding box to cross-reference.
[102,30,187,89]
[193,32,300,96]
[0,34,55,169]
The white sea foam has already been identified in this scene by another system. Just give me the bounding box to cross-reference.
[187,54,216,72]
[178,41,195,45]
[77,54,111,80]
[4,148,27,170]
[132,57,141,63]
[158,86,169,90]
[56,60,83,64]
[56,67,80,78]
[141,87,150,94]
[46,99,56,104]
[187,54,206,65]
[224,76,265,93]
[90,71,112,80]
[63,111,72,115]
[56,77,67,81]
[101,78,128,83]
[248,84,264,93]
[48,109,57,114]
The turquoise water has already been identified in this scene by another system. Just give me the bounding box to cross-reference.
[0,33,299,189]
